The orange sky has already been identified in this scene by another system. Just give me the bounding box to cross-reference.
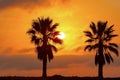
[0,0,120,77]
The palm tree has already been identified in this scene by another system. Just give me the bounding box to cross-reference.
[27,17,62,77]
[84,21,119,79]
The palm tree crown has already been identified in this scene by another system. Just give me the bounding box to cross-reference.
[84,21,119,65]
[27,17,62,62]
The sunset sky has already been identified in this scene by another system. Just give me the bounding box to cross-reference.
[0,0,120,77]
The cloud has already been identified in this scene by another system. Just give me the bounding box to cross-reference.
[0,54,40,70]
[49,55,94,68]
[1,53,119,70]
[0,54,95,70]
[0,47,13,55]
[0,52,120,77]
[0,0,48,10]
[0,45,120,71]
[18,48,35,53]
[0,0,72,10]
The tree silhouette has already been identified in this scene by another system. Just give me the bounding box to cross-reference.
[27,17,63,77]
[84,21,119,79]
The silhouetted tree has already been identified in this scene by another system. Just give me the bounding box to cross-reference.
[27,17,62,77]
[84,21,119,79]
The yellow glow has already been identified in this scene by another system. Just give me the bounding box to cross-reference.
[57,32,66,40]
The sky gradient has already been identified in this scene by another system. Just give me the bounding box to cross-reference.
[0,0,120,77]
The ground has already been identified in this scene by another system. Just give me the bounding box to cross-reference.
[0,76,120,80]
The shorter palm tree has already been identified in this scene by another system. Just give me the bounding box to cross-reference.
[27,17,63,77]
[84,21,119,79]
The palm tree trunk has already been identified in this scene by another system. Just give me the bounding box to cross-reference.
[42,55,47,77]
[98,39,103,79]
[98,63,103,79]
[42,34,47,78]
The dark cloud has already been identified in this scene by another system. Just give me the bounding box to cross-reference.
[0,0,72,10]
[0,53,120,71]
[48,55,93,69]
[0,44,119,71]
[0,0,47,9]
[0,54,41,70]
[0,54,94,70]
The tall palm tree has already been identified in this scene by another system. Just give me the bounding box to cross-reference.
[84,21,119,79]
[27,17,62,77]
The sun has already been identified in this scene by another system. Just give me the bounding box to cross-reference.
[56,32,66,39]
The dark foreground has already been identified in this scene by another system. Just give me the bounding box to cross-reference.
[0,76,120,80]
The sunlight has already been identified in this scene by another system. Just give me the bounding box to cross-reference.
[56,32,66,40]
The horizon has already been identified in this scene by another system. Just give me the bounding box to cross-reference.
[0,0,120,77]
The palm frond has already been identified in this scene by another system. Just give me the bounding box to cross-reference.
[95,54,99,65]
[35,39,40,45]
[53,37,63,44]
[104,29,114,35]
[53,31,60,37]
[46,45,54,62]
[85,35,93,38]
[104,25,115,41]
[46,17,52,26]
[92,44,99,49]
[84,31,92,36]
[90,22,97,34]
[97,21,107,37]
[108,52,113,62]
[109,30,115,33]
[109,43,118,48]
[32,21,40,32]
[106,25,114,33]
[103,21,108,28]
[27,29,35,34]
[45,17,53,30]
[39,18,47,34]
[85,39,94,43]
[84,45,92,51]
[103,44,108,50]
[100,54,106,65]
[36,46,44,60]
[50,45,58,52]
[109,34,118,39]
[105,53,110,64]
[49,23,59,31]
[108,46,119,56]
[31,35,41,45]
[31,35,37,42]
[84,31,93,38]
[45,17,53,29]
[103,37,110,42]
